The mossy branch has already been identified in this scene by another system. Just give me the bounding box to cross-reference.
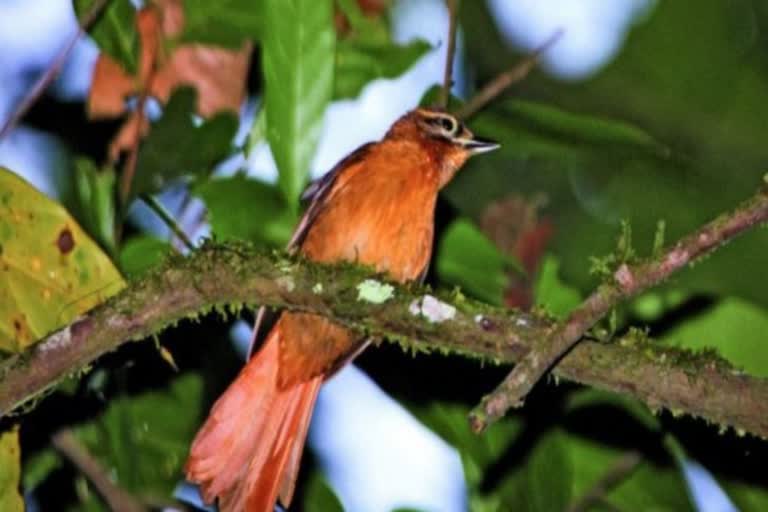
[1,242,767,438]
[470,183,768,431]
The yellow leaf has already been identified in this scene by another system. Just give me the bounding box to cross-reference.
[0,168,125,352]
[0,426,23,512]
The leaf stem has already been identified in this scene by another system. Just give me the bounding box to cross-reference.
[141,194,196,251]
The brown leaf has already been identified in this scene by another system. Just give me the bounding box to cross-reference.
[480,194,553,309]
[88,0,251,160]
[88,56,135,119]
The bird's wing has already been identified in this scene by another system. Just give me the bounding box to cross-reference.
[248,142,375,358]
[287,142,375,252]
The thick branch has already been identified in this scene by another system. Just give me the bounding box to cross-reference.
[0,243,767,439]
[470,185,768,431]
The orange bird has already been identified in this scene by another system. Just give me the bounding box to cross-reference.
[185,108,498,511]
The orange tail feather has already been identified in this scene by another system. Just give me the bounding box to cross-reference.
[185,328,321,512]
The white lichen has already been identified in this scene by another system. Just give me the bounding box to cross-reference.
[39,325,73,352]
[276,276,295,292]
[409,295,456,323]
[356,279,395,304]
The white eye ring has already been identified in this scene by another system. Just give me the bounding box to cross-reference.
[436,115,458,134]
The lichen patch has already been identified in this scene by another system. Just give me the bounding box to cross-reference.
[410,295,456,323]
[356,279,395,304]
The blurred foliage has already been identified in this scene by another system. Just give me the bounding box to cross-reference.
[436,218,517,306]
[74,0,138,73]
[0,427,23,512]
[335,0,430,99]
[73,158,118,256]
[180,0,262,48]
[134,87,238,198]
[661,297,768,378]
[7,0,768,510]
[192,175,296,247]
[118,235,172,279]
[532,255,582,318]
[304,471,345,512]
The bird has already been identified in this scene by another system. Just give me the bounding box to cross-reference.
[184,107,499,511]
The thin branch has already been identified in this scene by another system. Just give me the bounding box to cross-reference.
[52,429,147,512]
[118,94,148,208]
[141,195,196,251]
[455,29,563,120]
[1,242,767,439]
[469,184,768,432]
[0,0,112,141]
[437,0,458,109]
[567,451,643,512]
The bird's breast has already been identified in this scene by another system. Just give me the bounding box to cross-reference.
[300,152,440,283]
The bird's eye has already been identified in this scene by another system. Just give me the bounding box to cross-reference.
[437,116,457,134]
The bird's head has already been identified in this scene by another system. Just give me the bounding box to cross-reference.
[386,108,499,187]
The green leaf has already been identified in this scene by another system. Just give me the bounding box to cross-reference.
[436,218,519,306]
[660,297,768,378]
[526,430,572,512]
[74,0,138,73]
[263,0,335,209]
[73,374,203,497]
[119,235,172,279]
[134,87,238,197]
[565,388,661,432]
[193,175,296,247]
[533,255,582,319]
[180,0,262,48]
[304,471,344,512]
[0,168,125,352]
[472,99,670,165]
[334,40,431,99]
[412,403,522,493]
[0,427,23,512]
[73,158,118,256]
[722,479,768,512]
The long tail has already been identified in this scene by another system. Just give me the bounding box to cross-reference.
[185,327,322,511]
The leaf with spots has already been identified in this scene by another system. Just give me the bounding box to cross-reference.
[0,168,125,352]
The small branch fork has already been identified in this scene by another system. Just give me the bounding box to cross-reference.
[2,237,768,439]
[469,183,768,432]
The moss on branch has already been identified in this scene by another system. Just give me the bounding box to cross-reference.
[1,241,767,439]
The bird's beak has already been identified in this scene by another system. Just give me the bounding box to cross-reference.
[463,137,500,154]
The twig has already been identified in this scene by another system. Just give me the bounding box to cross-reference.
[118,93,148,208]
[51,429,147,512]
[438,0,458,109]
[2,243,768,439]
[0,0,112,141]
[469,183,768,432]
[567,451,643,512]
[455,29,564,120]
[141,194,196,251]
